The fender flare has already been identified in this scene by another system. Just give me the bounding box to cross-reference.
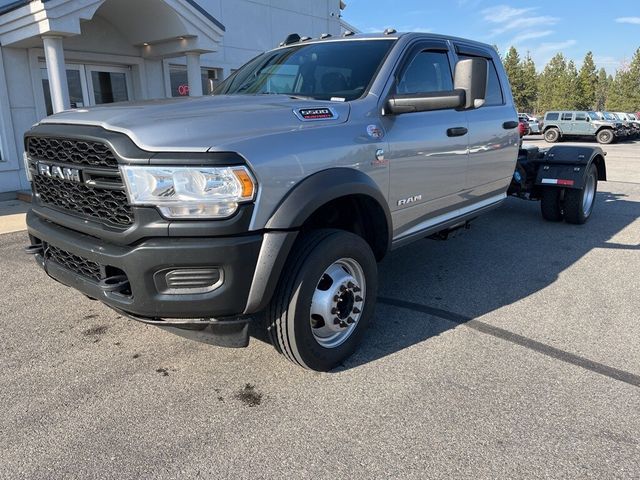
[265,168,392,236]
[535,145,607,189]
[243,169,392,315]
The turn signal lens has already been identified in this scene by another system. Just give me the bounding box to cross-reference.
[233,168,255,199]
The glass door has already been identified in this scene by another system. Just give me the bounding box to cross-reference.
[85,65,133,106]
[40,63,90,116]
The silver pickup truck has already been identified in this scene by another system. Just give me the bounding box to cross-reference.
[24,32,606,370]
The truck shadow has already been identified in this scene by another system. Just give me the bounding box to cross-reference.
[342,186,639,370]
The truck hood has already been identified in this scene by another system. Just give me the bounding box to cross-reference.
[39,95,350,152]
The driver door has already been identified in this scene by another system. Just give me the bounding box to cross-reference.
[381,41,469,240]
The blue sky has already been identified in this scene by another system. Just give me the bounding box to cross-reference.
[342,1,640,74]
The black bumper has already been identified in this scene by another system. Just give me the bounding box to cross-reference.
[27,211,263,319]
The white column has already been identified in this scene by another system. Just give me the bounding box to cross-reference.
[186,52,203,97]
[42,36,70,113]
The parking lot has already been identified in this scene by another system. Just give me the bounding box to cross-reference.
[1,139,638,479]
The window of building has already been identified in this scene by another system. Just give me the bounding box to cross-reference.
[169,65,222,97]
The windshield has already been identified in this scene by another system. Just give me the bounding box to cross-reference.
[214,40,395,101]
[587,112,600,121]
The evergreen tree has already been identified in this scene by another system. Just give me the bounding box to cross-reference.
[594,68,609,111]
[607,48,640,111]
[537,53,569,112]
[503,46,526,111]
[577,52,597,110]
[566,60,581,110]
[521,54,538,113]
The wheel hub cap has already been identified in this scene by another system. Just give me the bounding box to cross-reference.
[310,258,366,348]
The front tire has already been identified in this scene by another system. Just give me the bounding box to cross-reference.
[267,229,378,371]
[544,128,560,143]
[564,164,598,224]
[596,129,614,144]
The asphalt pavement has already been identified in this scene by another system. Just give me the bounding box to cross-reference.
[0,139,638,479]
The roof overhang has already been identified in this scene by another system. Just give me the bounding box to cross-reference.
[0,0,224,55]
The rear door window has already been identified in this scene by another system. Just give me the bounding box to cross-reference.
[561,113,573,121]
[575,112,587,121]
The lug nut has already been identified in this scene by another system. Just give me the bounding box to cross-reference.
[334,318,341,325]
[353,307,361,314]
[339,285,347,292]
[347,317,355,324]
[347,281,355,288]
[333,295,340,302]
[355,295,363,302]
[339,321,348,328]
[353,286,361,293]
[331,307,338,314]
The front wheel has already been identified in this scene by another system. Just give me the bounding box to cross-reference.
[564,164,598,224]
[267,229,378,371]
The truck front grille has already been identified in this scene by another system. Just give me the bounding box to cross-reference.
[45,244,103,282]
[27,137,118,168]
[27,135,134,228]
[33,175,134,227]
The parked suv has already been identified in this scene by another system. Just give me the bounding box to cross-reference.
[518,113,540,134]
[543,111,621,144]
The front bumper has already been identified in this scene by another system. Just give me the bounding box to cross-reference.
[27,211,263,319]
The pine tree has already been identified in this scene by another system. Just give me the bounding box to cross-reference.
[538,53,568,112]
[577,52,597,110]
[594,68,609,111]
[503,46,526,111]
[566,60,581,110]
[607,48,640,111]
[521,54,538,113]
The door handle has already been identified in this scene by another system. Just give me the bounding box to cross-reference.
[447,127,468,137]
[503,121,518,129]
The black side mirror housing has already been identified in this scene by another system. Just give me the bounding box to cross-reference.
[385,90,465,115]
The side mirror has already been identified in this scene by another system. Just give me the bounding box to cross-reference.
[586,117,590,122]
[385,90,465,115]
[454,57,488,109]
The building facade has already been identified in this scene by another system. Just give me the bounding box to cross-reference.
[0,0,349,197]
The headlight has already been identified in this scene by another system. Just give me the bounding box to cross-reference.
[121,165,256,219]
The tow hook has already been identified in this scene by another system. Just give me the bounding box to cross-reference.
[99,275,130,294]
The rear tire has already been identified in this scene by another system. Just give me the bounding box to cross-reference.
[596,129,614,144]
[564,164,598,224]
[540,188,563,221]
[544,128,560,143]
[267,229,378,371]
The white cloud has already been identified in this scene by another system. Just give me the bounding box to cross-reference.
[536,40,577,53]
[508,30,553,46]
[616,17,640,25]
[481,5,558,36]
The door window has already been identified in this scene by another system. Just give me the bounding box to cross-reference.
[397,51,453,94]
[575,112,587,121]
[561,113,573,121]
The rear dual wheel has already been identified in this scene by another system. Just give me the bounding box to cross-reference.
[267,229,378,371]
[539,164,598,224]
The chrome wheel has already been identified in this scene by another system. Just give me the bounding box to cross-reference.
[310,258,366,349]
[583,170,596,215]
